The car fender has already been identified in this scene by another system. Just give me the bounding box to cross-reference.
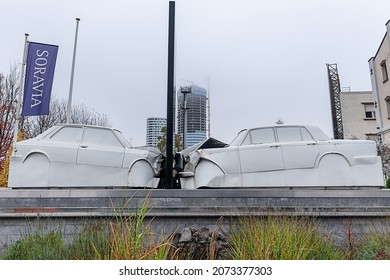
[194,158,226,188]
[128,159,156,173]
[20,152,50,187]
[317,152,353,186]
[128,159,157,187]
[23,151,51,163]
[317,152,351,167]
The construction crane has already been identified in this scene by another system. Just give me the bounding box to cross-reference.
[326,63,344,139]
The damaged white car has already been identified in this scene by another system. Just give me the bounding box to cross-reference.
[176,125,384,189]
[8,124,163,188]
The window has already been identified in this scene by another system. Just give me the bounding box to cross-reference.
[244,128,275,145]
[364,103,376,120]
[276,127,302,142]
[83,128,123,148]
[381,60,388,83]
[300,127,314,141]
[49,127,83,143]
[275,127,314,142]
[386,97,390,119]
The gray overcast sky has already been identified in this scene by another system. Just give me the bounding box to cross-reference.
[1,0,390,146]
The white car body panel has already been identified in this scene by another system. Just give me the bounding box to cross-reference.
[179,125,384,189]
[8,125,162,188]
[240,144,284,172]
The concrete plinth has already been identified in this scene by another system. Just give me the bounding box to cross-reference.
[1,188,390,253]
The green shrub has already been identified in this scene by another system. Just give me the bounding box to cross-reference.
[355,232,390,260]
[229,215,345,260]
[385,177,390,189]
[66,222,110,260]
[2,231,66,260]
[1,197,173,260]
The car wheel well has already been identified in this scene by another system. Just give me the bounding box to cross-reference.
[194,159,225,188]
[318,153,353,186]
[128,159,156,187]
[317,152,351,167]
[23,152,50,163]
[128,159,154,171]
[20,152,50,187]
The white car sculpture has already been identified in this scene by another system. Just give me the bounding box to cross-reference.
[177,125,384,189]
[8,124,163,188]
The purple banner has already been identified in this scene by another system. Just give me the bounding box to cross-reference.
[22,42,58,116]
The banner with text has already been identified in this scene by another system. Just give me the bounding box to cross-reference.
[22,42,58,116]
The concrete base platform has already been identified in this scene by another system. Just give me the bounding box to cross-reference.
[1,188,390,253]
[1,188,390,217]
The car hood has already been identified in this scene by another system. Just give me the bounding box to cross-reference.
[180,137,228,157]
[134,146,162,156]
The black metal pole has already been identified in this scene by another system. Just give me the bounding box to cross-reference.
[165,1,175,189]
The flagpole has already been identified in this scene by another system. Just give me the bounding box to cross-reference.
[66,18,80,124]
[12,33,29,152]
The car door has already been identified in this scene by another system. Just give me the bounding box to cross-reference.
[276,126,319,169]
[239,127,284,173]
[42,126,84,163]
[77,127,125,168]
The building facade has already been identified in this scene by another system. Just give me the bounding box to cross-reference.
[146,117,166,147]
[369,20,390,144]
[340,90,378,140]
[177,85,207,148]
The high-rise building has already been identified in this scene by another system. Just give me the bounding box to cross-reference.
[177,85,207,148]
[146,117,166,147]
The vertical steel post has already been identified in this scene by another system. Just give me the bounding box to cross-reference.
[13,33,29,152]
[165,1,175,189]
[66,18,80,124]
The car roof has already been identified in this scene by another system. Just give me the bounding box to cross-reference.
[54,123,114,129]
[247,124,312,129]
[52,123,123,133]
[231,124,330,145]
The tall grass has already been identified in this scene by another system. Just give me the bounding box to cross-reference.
[229,215,345,260]
[1,197,173,260]
[1,231,66,260]
[98,198,174,260]
[354,226,390,260]
[3,208,390,260]
[67,222,110,260]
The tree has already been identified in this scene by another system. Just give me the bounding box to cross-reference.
[22,98,110,138]
[275,118,284,125]
[0,67,19,171]
[0,131,24,187]
[157,126,183,155]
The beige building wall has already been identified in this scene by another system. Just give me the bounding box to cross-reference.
[369,20,390,144]
[341,91,378,140]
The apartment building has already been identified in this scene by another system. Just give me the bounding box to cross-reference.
[369,20,390,143]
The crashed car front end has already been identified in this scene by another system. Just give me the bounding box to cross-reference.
[175,137,229,189]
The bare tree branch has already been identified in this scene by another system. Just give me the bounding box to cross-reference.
[0,66,19,162]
